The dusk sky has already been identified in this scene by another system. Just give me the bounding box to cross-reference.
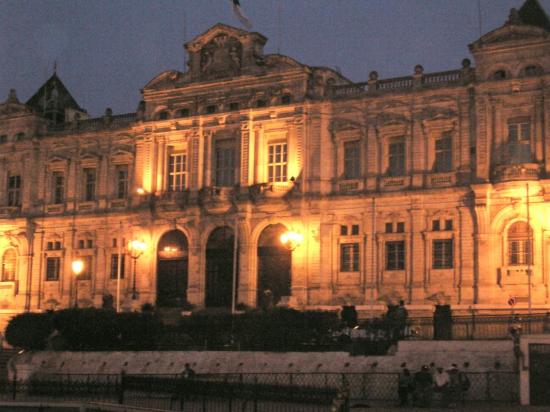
[1,0,549,117]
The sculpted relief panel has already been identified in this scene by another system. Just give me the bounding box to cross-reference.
[201,34,242,78]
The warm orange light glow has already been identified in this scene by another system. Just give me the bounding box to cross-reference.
[163,246,179,253]
[71,259,84,276]
[280,230,304,251]
[136,187,146,195]
[128,239,146,258]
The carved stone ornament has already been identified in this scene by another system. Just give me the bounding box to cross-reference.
[200,34,243,78]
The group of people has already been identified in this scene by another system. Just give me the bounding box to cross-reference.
[398,362,470,407]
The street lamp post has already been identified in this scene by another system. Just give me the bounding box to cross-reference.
[71,259,84,308]
[128,239,146,300]
[280,230,304,251]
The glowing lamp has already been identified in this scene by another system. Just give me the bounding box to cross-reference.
[128,239,146,257]
[136,188,146,195]
[71,259,84,276]
[280,230,304,251]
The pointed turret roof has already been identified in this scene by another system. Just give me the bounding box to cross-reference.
[519,0,550,32]
[26,72,84,115]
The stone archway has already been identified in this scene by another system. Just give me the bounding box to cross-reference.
[257,224,291,308]
[205,226,236,308]
[156,230,189,307]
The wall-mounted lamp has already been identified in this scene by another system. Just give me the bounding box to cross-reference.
[136,188,146,195]
[72,259,84,307]
[280,230,304,251]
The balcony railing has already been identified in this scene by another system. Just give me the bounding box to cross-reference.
[492,163,541,183]
[330,68,467,98]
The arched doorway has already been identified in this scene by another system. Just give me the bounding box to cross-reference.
[157,230,188,307]
[205,226,236,308]
[257,224,291,308]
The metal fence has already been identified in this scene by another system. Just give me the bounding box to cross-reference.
[0,371,517,410]
[407,313,550,340]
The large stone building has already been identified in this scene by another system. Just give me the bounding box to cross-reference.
[0,0,549,327]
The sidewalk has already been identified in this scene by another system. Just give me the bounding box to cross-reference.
[349,403,548,411]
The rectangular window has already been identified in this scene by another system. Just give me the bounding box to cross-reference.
[509,240,532,265]
[508,121,531,163]
[7,174,21,207]
[52,172,64,204]
[396,222,405,233]
[268,142,287,183]
[79,256,92,280]
[340,225,348,236]
[445,219,453,231]
[46,257,61,281]
[83,168,96,201]
[434,133,452,172]
[385,223,393,233]
[115,165,128,199]
[433,239,453,269]
[168,152,187,191]
[215,141,235,187]
[432,220,440,231]
[343,141,360,179]
[229,102,239,111]
[351,225,359,235]
[388,138,405,176]
[340,243,359,272]
[110,253,126,279]
[386,241,405,270]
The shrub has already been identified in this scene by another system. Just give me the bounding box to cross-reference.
[5,312,53,350]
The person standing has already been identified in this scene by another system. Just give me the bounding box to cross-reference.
[398,367,413,406]
[447,364,461,407]
[413,365,433,407]
[394,300,409,339]
[433,367,450,407]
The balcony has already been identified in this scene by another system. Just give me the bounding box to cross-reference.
[249,182,295,202]
[155,191,189,209]
[492,163,540,183]
[425,172,456,188]
[200,187,234,213]
[379,176,411,191]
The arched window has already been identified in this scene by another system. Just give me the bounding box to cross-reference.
[176,108,190,118]
[524,65,543,77]
[157,111,169,120]
[508,221,532,266]
[1,249,16,281]
[490,70,507,80]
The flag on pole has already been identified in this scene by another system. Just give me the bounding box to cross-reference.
[232,0,252,30]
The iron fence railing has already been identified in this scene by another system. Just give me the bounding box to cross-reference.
[2,370,516,410]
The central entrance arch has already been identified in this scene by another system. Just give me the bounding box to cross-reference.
[205,226,236,308]
[156,230,188,307]
[257,224,291,308]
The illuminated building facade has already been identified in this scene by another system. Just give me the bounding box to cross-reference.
[0,1,549,327]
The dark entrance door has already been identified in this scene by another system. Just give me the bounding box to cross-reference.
[257,224,291,307]
[530,344,550,405]
[205,227,235,308]
[156,230,188,307]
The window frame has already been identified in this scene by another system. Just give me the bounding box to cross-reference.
[1,249,16,282]
[432,238,454,269]
[45,256,61,281]
[167,151,188,191]
[267,141,288,183]
[7,173,21,207]
[385,240,405,271]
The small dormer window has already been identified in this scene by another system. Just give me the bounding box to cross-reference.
[158,111,169,120]
[176,108,190,118]
[206,105,217,114]
[281,94,291,105]
[229,102,239,111]
[491,70,507,80]
[0,135,7,144]
[256,100,267,108]
[15,132,25,141]
[524,65,542,77]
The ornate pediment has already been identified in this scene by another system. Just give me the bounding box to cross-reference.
[376,112,409,127]
[470,23,548,51]
[143,70,181,91]
[419,107,457,122]
[329,118,364,136]
[183,24,267,81]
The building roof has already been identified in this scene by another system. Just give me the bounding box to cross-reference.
[519,0,550,31]
[26,72,85,115]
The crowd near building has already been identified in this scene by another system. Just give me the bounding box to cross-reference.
[0,0,549,328]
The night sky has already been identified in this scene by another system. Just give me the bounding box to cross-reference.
[1,0,549,117]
